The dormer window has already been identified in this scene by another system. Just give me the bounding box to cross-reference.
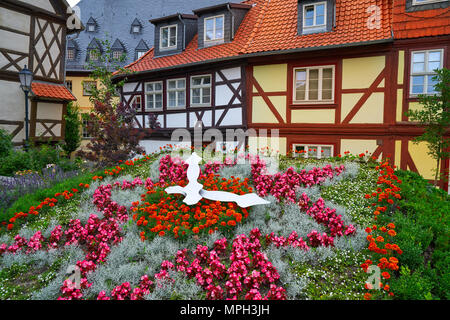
[160,25,177,50]
[412,0,447,4]
[131,18,143,34]
[303,2,326,33]
[67,48,75,60]
[205,15,224,43]
[86,17,98,33]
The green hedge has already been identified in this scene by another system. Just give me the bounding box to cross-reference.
[382,170,449,300]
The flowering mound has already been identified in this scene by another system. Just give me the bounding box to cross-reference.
[132,173,251,241]
[1,151,390,301]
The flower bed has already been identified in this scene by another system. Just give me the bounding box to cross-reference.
[2,149,434,301]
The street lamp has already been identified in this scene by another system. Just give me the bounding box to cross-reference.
[19,65,33,151]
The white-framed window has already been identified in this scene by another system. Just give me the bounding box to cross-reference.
[412,0,447,5]
[89,50,99,61]
[112,50,122,60]
[87,24,96,32]
[132,25,141,33]
[293,65,334,103]
[67,48,75,60]
[191,75,211,106]
[167,78,186,108]
[410,49,443,96]
[81,114,92,139]
[204,15,225,42]
[145,81,163,110]
[136,50,146,60]
[303,2,326,31]
[293,144,334,159]
[160,25,177,50]
[131,95,142,110]
[65,80,72,91]
[82,81,96,96]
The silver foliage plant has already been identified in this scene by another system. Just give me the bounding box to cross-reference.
[144,269,203,300]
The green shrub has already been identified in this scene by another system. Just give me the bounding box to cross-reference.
[0,144,79,176]
[0,150,33,176]
[390,266,434,300]
[0,129,13,158]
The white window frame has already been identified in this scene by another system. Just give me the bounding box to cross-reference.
[190,75,212,107]
[132,25,141,33]
[112,50,122,60]
[204,14,225,43]
[303,2,327,30]
[412,0,447,5]
[293,65,335,104]
[82,81,96,96]
[160,24,177,50]
[136,50,146,60]
[145,81,163,111]
[67,48,75,60]
[292,144,334,159]
[87,24,95,32]
[166,78,186,109]
[89,49,99,61]
[410,49,444,96]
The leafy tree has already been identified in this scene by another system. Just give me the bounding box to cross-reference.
[0,129,13,158]
[76,36,156,167]
[63,102,82,157]
[406,68,450,186]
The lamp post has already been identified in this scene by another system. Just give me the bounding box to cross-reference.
[19,65,33,151]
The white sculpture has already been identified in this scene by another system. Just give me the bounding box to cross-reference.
[165,152,270,208]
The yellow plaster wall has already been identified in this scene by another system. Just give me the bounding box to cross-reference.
[253,64,287,92]
[342,56,385,89]
[398,50,405,85]
[396,89,403,122]
[341,93,363,122]
[340,139,378,157]
[66,75,94,113]
[395,140,402,168]
[291,109,335,123]
[408,101,424,113]
[408,141,436,180]
[268,96,287,122]
[350,92,384,124]
[252,96,279,123]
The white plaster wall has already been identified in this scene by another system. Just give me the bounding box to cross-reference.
[36,102,63,120]
[17,0,56,14]
[0,7,31,34]
[216,67,241,81]
[123,82,141,92]
[189,111,212,127]
[0,79,27,143]
[166,113,186,128]
[0,30,29,54]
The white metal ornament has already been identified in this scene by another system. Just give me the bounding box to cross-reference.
[164,152,270,208]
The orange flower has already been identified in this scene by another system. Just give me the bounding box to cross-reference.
[382,272,390,279]
[376,236,384,242]
[364,293,372,300]
[387,223,395,229]
[387,230,397,237]
[192,227,199,234]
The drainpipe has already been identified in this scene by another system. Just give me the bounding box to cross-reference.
[227,3,235,40]
[178,14,186,50]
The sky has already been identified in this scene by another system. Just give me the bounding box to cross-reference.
[67,0,81,7]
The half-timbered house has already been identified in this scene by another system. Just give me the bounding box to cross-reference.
[115,0,450,190]
[0,0,78,145]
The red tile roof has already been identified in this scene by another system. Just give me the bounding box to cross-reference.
[31,82,77,101]
[123,0,446,75]
[393,0,450,39]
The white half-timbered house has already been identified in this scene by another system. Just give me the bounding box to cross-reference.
[0,0,78,145]
[115,3,253,153]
